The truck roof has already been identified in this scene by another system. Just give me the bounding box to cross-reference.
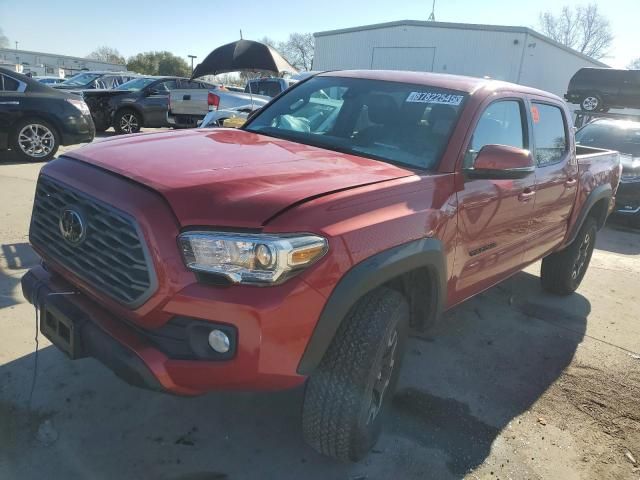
[319,70,561,100]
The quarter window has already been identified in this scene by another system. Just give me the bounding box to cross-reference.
[532,103,567,166]
[0,74,20,91]
[465,100,525,167]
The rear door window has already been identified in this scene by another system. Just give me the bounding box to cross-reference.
[531,103,568,166]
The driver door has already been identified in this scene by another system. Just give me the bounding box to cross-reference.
[451,98,536,302]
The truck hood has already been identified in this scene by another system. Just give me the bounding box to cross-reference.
[64,129,414,227]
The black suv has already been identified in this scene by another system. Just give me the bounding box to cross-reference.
[0,67,95,162]
[576,119,640,224]
[83,76,214,133]
[565,68,640,112]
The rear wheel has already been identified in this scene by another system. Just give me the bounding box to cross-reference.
[581,95,604,112]
[541,217,597,295]
[11,119,59,162]
[114,109,142,134]
[302,287,409,462]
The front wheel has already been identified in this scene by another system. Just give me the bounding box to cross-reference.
[541,217,597,295]
[114,109,142,134]
[11,119,59,162]
[302,287,409,462]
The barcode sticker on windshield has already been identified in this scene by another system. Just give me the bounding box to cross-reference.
[406,92,464,105]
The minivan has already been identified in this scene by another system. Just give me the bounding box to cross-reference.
[565,68,640,112]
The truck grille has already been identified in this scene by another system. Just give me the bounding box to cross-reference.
[30,175,155,307]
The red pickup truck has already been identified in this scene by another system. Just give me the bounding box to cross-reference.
[23,71,620,461]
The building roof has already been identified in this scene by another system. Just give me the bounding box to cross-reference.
[314,20,608,68]
[0,47,125,66]
[319,70,563,100]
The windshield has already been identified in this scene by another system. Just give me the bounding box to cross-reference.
[60,72,102,87]
[576,121,640,157]
[116,77,156,91]
[245,76,467,170]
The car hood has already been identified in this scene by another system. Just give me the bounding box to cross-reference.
[64,129,414,227]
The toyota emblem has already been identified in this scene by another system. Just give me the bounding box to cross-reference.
[59,209,86,245]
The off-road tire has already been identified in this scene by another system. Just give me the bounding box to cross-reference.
[541,217,597,295]
[114,109,142,134]
[302,287,409,462]
[11,118,59,162]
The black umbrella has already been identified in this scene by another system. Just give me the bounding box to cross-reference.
[191,39,297,78]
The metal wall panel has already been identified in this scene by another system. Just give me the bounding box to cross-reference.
[518,36,603,96]
[314,24,604,96]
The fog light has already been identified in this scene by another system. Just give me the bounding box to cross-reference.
[208,329,230,353]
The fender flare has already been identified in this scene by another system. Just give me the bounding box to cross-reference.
[566,183,612,245]
[297,237,446,375]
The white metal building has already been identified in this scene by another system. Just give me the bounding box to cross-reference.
[0,48,126,77]
[313,20,608,97]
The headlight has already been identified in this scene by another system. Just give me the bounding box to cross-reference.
[66,98,90,115]
[178,231,328,285]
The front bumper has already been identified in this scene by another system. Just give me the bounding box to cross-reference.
[60,112,95,146]
[22,265,316,395]
[614,180,640,216]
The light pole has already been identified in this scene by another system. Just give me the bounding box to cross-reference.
[15,41,18,50]
[188,55,197,74]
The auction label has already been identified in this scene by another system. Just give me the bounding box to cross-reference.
[406,91,464,105]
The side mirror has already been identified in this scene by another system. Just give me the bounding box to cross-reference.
[466,144,535,179]
[246,108,262,121]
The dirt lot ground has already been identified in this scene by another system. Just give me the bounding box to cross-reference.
[0,131,639,479]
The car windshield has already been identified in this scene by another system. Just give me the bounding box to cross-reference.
[576,121,640,157]
[60,73,102,87]
[116,78,156,91]
[245,76,467,170]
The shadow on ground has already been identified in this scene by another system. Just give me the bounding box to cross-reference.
[596,220,640,255]
[0,271,587,480]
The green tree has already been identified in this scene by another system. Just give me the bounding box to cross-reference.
[628,57,640,69]
[86,46,125,65]
[126,51,190,76]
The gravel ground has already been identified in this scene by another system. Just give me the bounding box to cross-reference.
[0,130,638,479]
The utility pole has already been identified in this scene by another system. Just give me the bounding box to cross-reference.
[15,41,18,50]
[428,0,436,21]
[188,55,197,74]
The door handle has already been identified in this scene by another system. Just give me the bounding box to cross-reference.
[565,178,577,187]
[518,188,536,202]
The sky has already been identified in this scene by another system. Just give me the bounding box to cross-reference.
[0,0,637,68]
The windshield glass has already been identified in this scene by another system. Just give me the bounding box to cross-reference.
[61,73,102,87]
[245,76,467,169]
[116,77,156,91]
[576,121,640,157]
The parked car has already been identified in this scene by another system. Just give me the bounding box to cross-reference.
[576,118,640,223]
[199,104,258,128]
[244,77,296,96]
[0,67,95,161]
[22,71,620,461]
[82,76,211,133]
[565,68,640,112]
[167,79,288,128]
[54,71,138,91]
[34,76,66,85]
